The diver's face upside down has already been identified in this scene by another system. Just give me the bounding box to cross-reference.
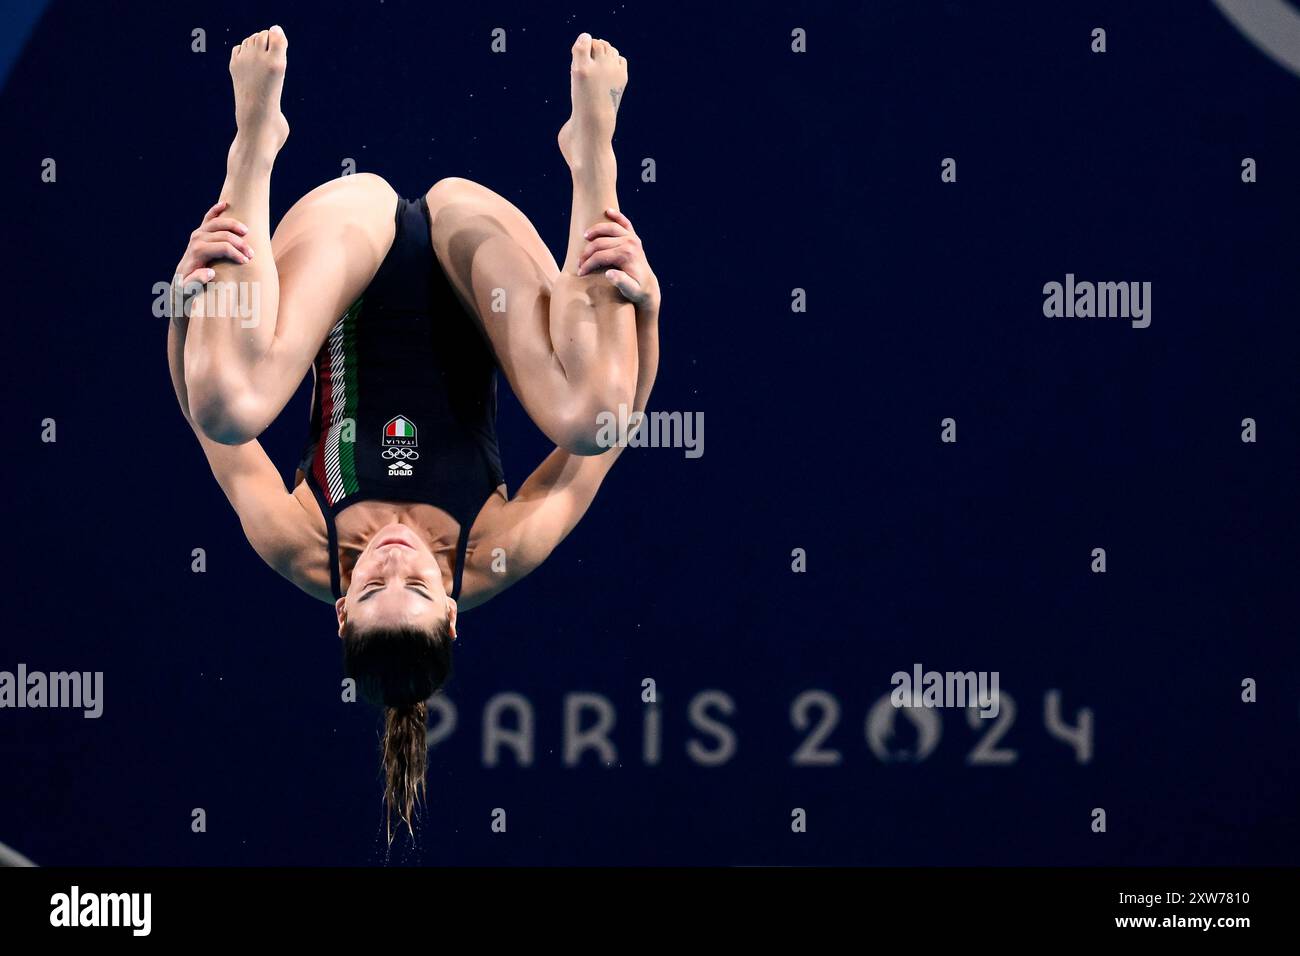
[335,522,457,639]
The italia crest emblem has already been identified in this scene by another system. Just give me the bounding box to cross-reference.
[382,415,419,469]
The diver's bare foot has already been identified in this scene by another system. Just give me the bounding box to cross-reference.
[228,25,290,163]
[557,33,626,172]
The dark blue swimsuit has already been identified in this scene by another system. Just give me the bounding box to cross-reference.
[299,194,504,600]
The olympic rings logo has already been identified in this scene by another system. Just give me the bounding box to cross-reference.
[381,448,420,461]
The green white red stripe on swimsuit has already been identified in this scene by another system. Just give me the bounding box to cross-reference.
[313,297,363,505]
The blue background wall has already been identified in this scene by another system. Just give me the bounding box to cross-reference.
[1,0,1297,865]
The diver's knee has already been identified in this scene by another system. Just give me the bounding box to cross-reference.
[186,371,268,445]
[552,380,636,457]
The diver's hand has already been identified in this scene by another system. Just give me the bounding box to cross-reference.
[577,208,660,312]
[175,200,255,287]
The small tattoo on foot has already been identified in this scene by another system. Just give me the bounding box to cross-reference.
[610,87,623,111]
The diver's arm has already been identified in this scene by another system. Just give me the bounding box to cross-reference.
[167,210,321,586]
[460,297,659,608]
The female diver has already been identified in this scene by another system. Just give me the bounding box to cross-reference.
[166,26,660,836]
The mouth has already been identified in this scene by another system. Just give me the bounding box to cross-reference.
[373,527,420,551]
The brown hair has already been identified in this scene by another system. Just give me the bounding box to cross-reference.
[341,618,453,840]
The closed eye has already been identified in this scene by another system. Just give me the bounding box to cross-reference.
[355,582,433,603]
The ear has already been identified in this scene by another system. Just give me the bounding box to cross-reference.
[446,598,458,640]
[335,596,347,637]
